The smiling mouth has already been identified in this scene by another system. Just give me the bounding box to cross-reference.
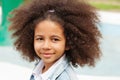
[42,53,54,58]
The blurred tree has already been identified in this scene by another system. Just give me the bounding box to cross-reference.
[0,0,23,46]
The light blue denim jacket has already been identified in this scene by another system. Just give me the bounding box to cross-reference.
[30,58,78,80]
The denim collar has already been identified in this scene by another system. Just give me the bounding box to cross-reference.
[50,58,69,80]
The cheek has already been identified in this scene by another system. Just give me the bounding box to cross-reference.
[34,42,42,58]
[55,43,66,52]
[34,41,40,53]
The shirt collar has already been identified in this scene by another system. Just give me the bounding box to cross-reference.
[32,60,44,79]
[32,54,66,80]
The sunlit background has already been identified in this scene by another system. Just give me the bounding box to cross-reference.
[0,0,120,80]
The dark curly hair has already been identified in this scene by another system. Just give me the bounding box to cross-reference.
[8,0,101,67]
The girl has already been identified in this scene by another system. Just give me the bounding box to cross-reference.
[8,0,101,80]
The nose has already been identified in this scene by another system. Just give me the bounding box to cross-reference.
[42,40,51,50]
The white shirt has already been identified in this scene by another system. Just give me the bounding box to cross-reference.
[32,55,65,80]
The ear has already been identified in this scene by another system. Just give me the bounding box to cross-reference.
[65,46,70,51]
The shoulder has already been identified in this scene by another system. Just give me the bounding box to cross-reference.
[56,71,71,80]
[57,64,79,80]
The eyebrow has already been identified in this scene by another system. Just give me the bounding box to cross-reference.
[34,35,62,39]
[51,35,62,39]
[34,35,43,38]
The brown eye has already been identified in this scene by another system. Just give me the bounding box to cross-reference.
[35,37,44,41]
[38,38,42,40]
[52,38,60,42]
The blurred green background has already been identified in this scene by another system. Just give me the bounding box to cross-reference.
[0,0,23,46]
[0,0,30,46]
[88,0,120,11]
[0,0,120,46]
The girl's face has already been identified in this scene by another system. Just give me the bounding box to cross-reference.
[34,20,67,66]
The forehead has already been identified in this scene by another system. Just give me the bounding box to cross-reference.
[34,20,64,35]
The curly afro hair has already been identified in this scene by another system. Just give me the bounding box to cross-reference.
[9,0,102,67]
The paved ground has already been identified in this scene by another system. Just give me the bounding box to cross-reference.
[98,11,120,25]
[0,62,120,80]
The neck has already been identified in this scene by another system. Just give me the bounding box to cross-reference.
[42,62,54,73]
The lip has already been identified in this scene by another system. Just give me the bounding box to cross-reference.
[42,53,53,58]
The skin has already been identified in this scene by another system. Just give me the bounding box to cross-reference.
[34,20,68,73]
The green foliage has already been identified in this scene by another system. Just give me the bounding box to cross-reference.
[89,2,120,11]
